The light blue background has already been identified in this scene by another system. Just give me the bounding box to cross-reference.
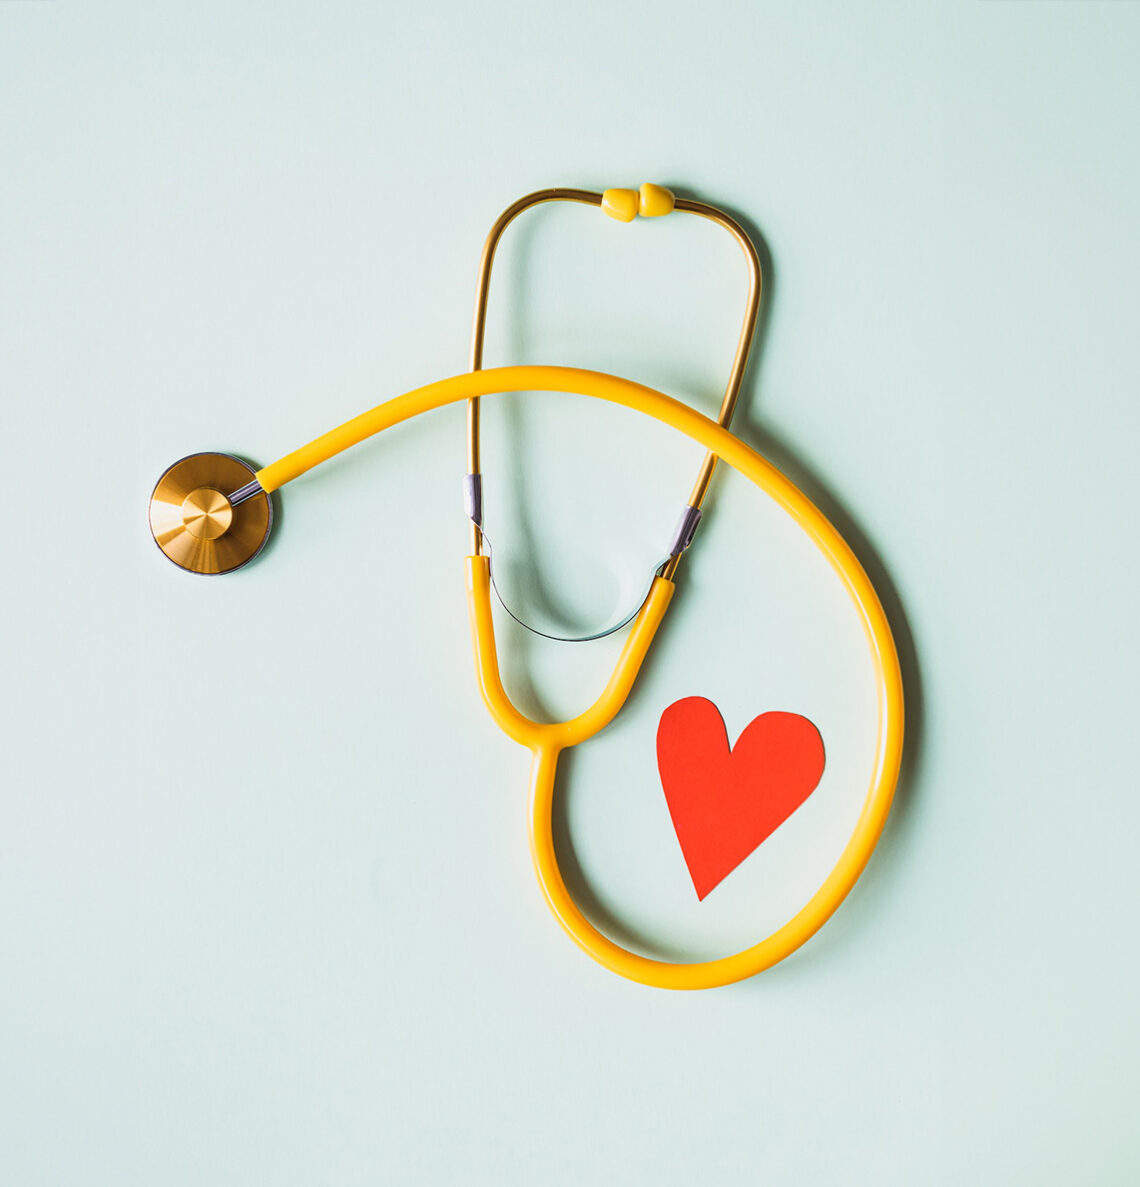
[2,3,1138,1183]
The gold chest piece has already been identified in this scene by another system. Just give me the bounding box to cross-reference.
[148,452,272,574]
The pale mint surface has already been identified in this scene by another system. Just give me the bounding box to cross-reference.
[1,3,1137,1184]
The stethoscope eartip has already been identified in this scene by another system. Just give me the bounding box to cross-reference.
[148,451,272,575]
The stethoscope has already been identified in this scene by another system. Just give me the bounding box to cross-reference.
[149,184,904,990]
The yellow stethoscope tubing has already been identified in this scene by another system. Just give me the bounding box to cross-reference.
[255,364,904,990]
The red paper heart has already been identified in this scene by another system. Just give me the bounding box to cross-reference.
[657,697,825,900]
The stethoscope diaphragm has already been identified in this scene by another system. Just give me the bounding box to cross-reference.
[148,452,272,575]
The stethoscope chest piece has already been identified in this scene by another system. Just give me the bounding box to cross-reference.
[148,452,272,575]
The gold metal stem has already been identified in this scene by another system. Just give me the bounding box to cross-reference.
[467,188,603,553]
[660,197,761,580]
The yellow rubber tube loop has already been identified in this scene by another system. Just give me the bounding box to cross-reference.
[256,365,904,990]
